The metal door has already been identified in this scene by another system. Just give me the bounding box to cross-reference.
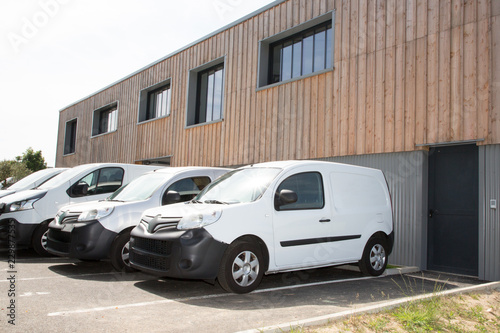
[427,145,478,276]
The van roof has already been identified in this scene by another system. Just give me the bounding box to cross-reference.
[148,166,232,175]
[242,160,380,173]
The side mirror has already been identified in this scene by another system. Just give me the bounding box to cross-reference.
[72,183,89,197]
[164,190,181,205]
[275,189,298,210]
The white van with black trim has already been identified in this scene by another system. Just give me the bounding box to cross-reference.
[46,167,230,271]
[0,163,160,255]
[129,160,394,294]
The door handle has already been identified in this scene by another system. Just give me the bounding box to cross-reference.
[319,218,331,223]
[429,209,439,218]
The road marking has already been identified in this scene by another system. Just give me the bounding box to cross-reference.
[20,291,51,297]
[47,276,377,317]
[0,271,126,282]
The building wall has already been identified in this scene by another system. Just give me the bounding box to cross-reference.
[479,144,500,281]
[56,0,499,167]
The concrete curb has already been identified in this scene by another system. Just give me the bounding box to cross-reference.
[238,280,500,333]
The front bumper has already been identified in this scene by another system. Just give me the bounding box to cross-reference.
[129,225,228,280]
[0,218,39,247]
[47,220,118,260]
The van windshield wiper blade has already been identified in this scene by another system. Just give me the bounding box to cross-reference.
[204,199,228,205]
[190,199,203,204]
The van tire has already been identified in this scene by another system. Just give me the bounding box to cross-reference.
[110,232,136,273]
[218,240,264,294]
[32,221,51,256]
[359,236,388,276]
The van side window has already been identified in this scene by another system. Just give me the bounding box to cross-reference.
[162,176,211,205]
[275,172,324,210]
[68,167,124,197]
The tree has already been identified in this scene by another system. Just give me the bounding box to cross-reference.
[16,147,47,172]
[0,160,30,188]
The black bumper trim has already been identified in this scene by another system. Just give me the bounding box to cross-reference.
[129,226,228,280]
[46,221,118,260]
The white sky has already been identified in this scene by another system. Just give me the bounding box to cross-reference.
[0,0,276,167]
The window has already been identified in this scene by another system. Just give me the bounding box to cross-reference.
[138,80,171,123]
[258,11,334,88]
[186,58,225,126]
[162,176,211,205]
[63,119,77,155]
[275,172,324,211]
[92,102,118,136]
[68,167,124,197]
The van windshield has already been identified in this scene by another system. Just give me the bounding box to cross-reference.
[37,165,90,190]
[108,172,173,202]
[195,167,281,204]
[8,169,59,190]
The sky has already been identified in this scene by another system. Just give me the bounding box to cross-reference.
[0,0,276,167]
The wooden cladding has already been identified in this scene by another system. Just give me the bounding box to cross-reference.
[56,0,499,168]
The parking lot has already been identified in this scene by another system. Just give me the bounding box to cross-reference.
[1,249,489,332]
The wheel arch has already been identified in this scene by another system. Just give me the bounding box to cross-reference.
[231,234,270,273]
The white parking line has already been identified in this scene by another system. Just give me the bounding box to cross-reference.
[47,276,377,317]
[0,271,123,282]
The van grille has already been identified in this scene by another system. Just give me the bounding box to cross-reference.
[130,252,170,272]
[132,236,172,256]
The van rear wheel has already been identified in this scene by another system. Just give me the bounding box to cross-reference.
[218,240,264,294]
[359,236,388,276]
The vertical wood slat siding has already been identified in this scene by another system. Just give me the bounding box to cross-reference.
[56,0,497,167]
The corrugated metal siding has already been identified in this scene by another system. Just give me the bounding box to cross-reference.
[480,145,500,281]
[319,151,427,268]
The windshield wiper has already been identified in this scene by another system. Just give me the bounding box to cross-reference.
[190,199,203,204]
[204,199,228,205]
[106,199,125,202]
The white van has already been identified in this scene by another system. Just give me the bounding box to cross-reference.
[0,168,68,199]
[129,160,394,293]
[0,163,160,255]
[46,167,230,271]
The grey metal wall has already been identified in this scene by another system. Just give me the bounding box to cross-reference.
[319,151,428,269]
[479,144,500,281]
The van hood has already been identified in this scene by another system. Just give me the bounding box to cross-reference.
[0,189,48,205]
[58,200,129,214]
[143,201,221,219]
[0,189,15,199]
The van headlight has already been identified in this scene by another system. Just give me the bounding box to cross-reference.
[177,209,222,230]
[77,207,114,222]
[9,198,40,212]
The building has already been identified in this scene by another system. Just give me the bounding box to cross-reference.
[56,0,500,281]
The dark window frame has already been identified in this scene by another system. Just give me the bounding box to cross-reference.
[186,57,225,127]
[63,118,77,156]
[92,102,118,137]
[269,21,332,85]
[138,79,172,123]
[257,11,334,89]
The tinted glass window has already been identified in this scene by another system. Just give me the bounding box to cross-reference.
[276,172,324,210]
[163,176,211,204]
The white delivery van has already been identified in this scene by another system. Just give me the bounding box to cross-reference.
[0,163,160,255]
[47,167,230,271]
[129,160,394,294]
[0,168,68,199]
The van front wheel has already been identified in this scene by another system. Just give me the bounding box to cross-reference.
[110,232,136,273]
[359,236,388,276]
[32,221,51,256]
[218,240,264,294]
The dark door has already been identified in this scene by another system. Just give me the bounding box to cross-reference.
[427,145,478,276]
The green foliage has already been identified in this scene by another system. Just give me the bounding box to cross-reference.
[0,160,30,187]
[16,147,47,172]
